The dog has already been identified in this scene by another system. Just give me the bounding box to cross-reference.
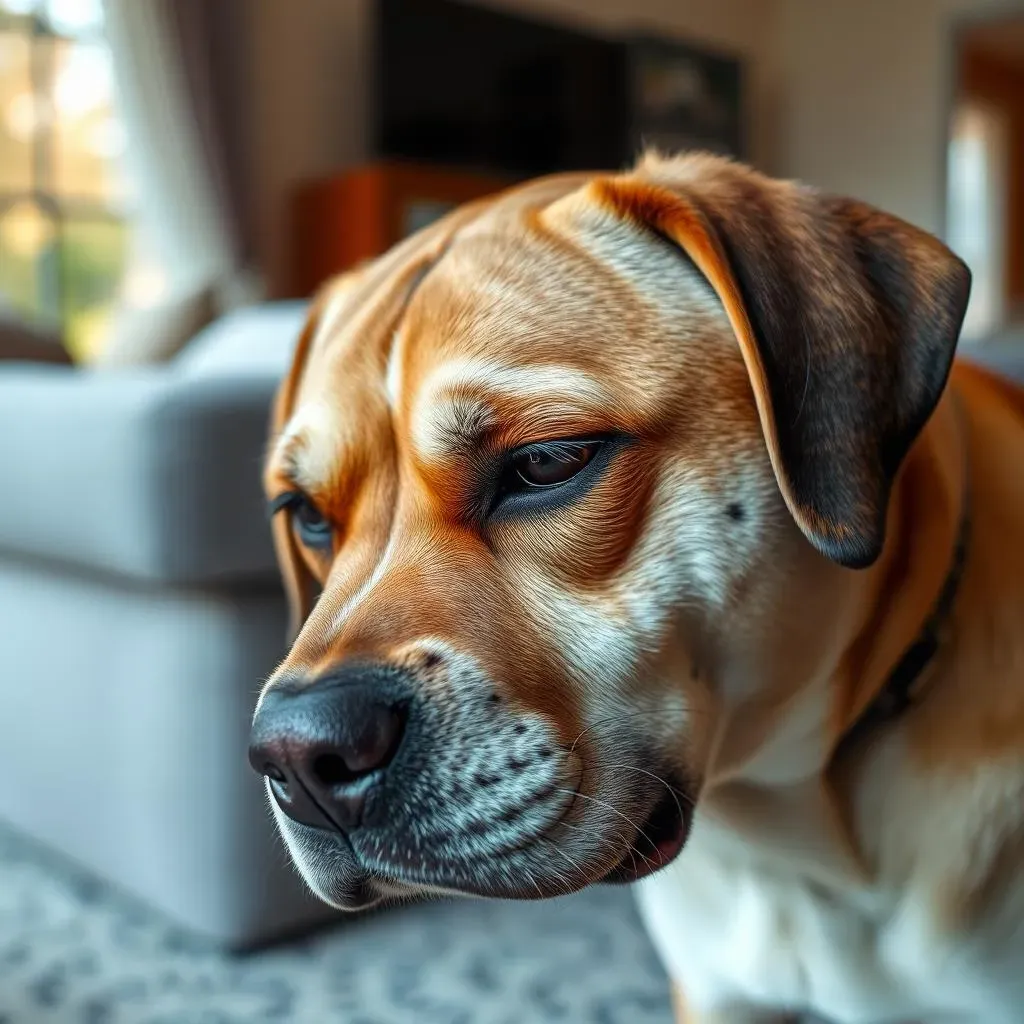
[249,151,1024,1023]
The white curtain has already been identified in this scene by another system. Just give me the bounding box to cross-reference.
[99,0,261,361]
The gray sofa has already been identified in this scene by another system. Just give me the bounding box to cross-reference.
[0,302,336,947]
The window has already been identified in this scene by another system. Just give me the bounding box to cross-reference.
[0,0,132,360]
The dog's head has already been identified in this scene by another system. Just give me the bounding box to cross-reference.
[249,154,969,910]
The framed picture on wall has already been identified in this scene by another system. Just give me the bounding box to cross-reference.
[625,36,746,161]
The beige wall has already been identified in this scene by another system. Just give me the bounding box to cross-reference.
[248,0,780,295]
[248,0,1018,294]
[774,0,1014,236]
[249,0,372,296]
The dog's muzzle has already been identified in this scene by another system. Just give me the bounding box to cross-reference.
[248,659,693,910]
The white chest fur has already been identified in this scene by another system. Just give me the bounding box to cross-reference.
[633,817,997,1024]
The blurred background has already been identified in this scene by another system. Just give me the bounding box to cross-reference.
[0,0,1021,1021]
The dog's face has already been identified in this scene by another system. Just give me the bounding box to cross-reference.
[251,155,970,910]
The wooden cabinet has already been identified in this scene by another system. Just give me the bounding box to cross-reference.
[290,161,511,296]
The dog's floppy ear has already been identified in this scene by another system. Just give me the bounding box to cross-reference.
[267,290,329,641]
[593,161,971,568]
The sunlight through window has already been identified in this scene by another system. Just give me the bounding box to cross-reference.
[0,0,132,360]
[947,100,1009,343]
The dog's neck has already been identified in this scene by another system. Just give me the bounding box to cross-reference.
[686,390,968,886]
[830,389,968,757]
[705,387,968,795]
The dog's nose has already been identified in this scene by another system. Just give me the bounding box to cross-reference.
[248,667,408,832]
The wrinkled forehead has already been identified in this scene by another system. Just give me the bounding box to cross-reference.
[274,186,732,486]
[403,228,648,378]
[393,229,651,451]
[393,198,734,454]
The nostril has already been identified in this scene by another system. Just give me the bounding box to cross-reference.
[249,674,412,834]
[313,753,358,787]
[310,703,406,787]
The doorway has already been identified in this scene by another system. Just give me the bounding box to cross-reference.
[947,11,1024,345]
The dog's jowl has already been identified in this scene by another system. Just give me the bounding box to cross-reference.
[249,152,1024,1024]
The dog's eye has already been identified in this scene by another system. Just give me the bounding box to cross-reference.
[268,491,334,550]
[510,440,602,489]
[293,498,333,548]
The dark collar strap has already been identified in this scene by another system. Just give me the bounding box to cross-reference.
[838,436,971,750]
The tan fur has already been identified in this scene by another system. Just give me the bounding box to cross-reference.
[260,152,1024,1023]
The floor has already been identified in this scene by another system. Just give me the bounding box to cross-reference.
[0,825,674,1024]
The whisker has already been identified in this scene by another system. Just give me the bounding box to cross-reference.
[623,839,640,877]
[589,760,696,810]
[555,824,638,879]
[559,820,632,862]
[543,838,589,886]
[537,848,576,897]
[568,704,713,754]
[521,864,546,899]
[556,788,658,869]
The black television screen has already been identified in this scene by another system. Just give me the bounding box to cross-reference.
[373,0,629,178]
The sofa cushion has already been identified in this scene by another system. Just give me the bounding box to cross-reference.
[176,301,308,378]
[0,304,308,585]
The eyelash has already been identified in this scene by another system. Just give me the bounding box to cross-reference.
[510,439,600,481]
[518,440,598,464]
[489,436,609,516]
[268,491,334,549]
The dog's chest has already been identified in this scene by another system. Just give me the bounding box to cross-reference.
[633,829,941,1023]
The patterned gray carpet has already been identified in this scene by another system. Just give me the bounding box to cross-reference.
[0,826,673,1024]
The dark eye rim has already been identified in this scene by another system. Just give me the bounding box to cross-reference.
[486,434,625,523]
[267,490,334,549]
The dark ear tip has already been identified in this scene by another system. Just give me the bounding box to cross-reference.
[818,537,883,571]
[797,507,885,570]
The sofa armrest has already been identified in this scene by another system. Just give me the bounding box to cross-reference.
[0,363,281,584]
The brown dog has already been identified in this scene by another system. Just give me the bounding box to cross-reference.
[250,152,1024,1023]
